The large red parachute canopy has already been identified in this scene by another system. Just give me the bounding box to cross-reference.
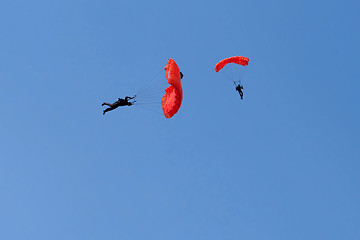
[161,59,183,118]
[215,56,249,72]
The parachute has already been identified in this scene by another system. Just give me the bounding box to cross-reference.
[215,56,249,98]
[215,56,249,72]
[161,59,183,118]
[132,59,183,118]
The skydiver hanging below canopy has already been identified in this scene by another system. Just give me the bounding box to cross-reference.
[102,96,135,115]
[235,83,244,99]
[215,56,249,101]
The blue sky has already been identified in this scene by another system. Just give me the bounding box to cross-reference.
[1,0,359,239]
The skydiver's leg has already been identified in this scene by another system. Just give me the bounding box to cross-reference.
[103,107,116,115]
[102,102,114,107]
[240,91,243,99]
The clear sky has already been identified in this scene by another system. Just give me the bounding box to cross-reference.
[1,0,359,239]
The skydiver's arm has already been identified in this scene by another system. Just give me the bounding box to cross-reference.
[125,96,134,100]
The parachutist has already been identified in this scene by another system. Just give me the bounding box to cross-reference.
[215,56,249,100]
[235,84,244,99]
[102,96,135,115]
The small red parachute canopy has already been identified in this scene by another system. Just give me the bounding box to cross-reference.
[215,56,249,72]
[161,59,183,118]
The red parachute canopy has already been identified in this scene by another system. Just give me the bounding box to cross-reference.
[215,56,249,72]
[161,59,183,118]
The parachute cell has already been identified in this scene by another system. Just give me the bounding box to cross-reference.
[215,56,249,72]
[161,59,183,118]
